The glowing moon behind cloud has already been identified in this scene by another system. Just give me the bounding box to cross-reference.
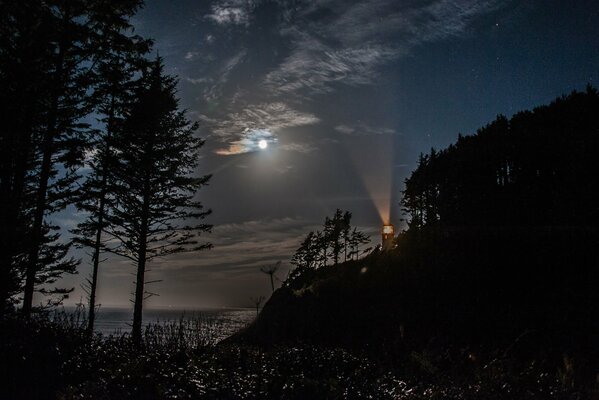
[215,129,275,155]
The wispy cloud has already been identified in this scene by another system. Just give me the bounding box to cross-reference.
[184,50,201,61]
[265,34,401,95]
[203,0,505,154]
[186,76,210,85]
[265,0,505,97]
[151,217,316,273]
[206,0,258,26]
[183,48,247,101]
[215,128,276,155]
[278,142,317,154]
[210,102,320,155]
[335,124,395,136]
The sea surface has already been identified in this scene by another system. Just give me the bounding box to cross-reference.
[64,306,256,342]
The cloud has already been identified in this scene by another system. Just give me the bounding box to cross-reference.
[265,35,401,95]
[206,0,257,26]
[264,0,505,97]
[200,0,505,156]
[186,76,211,85]
[202,49,247,101]
[215,128,277,155]
[210,102,319,155]
[150,217,316,274]
[278,142,317,154]
[185,51,200,61]
[335,124,395,136]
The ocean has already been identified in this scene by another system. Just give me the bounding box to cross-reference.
[81,307,256,342]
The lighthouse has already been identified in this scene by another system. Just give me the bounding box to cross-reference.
[381,224,394,251]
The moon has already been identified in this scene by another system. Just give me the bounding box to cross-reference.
[258,139,268,150]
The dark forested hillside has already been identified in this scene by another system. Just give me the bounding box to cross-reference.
[402,87,599,228]
[237,89,599,389]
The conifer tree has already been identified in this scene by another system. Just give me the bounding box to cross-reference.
[290,210,370,273]
[0,0,55,312]
[9,0,157,316]
[20,0,96,315]
[347,228,370,260]
[104,58,212,343]
[72,0,151,332]
[290,231,318,269]
[0,0,101,313]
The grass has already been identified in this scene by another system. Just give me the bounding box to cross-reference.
[0,310,591,400]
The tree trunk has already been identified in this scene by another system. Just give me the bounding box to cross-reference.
[132,174,151,345]
[0,118,32,311]
[88,99,115,333]
[87,175,106,333]
[22,8,68,317]
[131,243,147,345]
[22,126,55,316]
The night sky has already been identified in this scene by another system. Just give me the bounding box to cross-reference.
[59,0,599,309]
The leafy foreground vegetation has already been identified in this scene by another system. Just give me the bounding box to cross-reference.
[0,313,586,400]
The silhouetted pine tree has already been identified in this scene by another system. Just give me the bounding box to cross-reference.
[20,0,99,316]
[290,231,318,269]
[104,58,212,344]
[72,0,151,332]
[290,210,370,276]
[0,0,157,316]
[0,0,54,312]
[315,231,328,267]
[324,209,347,265]
[347,227,370,260]
[0,0,108,313]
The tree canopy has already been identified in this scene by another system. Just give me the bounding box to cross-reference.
[402,86,599,229]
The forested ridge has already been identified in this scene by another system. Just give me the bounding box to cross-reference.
[238,89,599,391]
[403,86,599,228]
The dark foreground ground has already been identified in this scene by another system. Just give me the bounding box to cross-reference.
[0,312,593,400]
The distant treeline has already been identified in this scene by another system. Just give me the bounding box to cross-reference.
[403,86,599,228]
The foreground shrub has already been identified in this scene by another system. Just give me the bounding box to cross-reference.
[1,313,592,399]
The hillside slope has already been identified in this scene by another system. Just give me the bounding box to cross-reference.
[235,89,599,364]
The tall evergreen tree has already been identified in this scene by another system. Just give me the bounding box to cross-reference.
[0,0,101,313]
[21,0,96,316]
[72,0,151,332]
[0,0,55,312]
[104,58,211,343]
[0,0,154,316]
